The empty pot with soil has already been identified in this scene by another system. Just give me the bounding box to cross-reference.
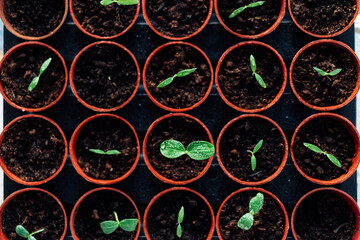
[70,187,141,240]
[0,114,67,185]
[291,188,360,240]
[216,41,287,113]
[144,187,215,240]
[0,41,68,112]
[291,113,360,185]
[70,114,140,185]
[0,188,67,240]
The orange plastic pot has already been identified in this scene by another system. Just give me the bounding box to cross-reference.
[143,113,214,185]
[290,113,360,185]
[70,187,141,240]
[69,113,140,185]
[0,188,68,240]
[216,114,288,186]
[289,39,360,111]
[215,41,287,113]
[0,114,68,186]
[0,41,68,112]
[291,187,360,240]
[216,187,289,240]
[70,41,140,112]
[214,0,286,39]
[144,187,215,240]
[143,41,213,112]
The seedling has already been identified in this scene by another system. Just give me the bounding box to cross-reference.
[303,143,342,168]
[28,58,52,91]
[250,55,266,88]
[160,139,215,161]
[157,68,197,88]
[176,206,184,238]
[229,1,265,18]
[313,67,342,77]
[100,211,138,235]
[89,149,121,155]
[247,140,263,171]
[237,193,264,230]
[16,225,46,240]
[100,0,139,6]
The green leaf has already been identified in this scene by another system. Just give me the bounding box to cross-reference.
[249,193,264,214]
[89,149,106,154]
[116,0,139,5]
[186,141,215,160]
[100,0,114,5]
[229,6,247,18]
[28,76,40,91]
[250,55,256,72]
[160,140,186,159]
[313,67,327,77]
[175,68,197,78]
[254,73,266,88]
[247,1,265,8]
[303,143,324,154]
[237,213,254,230]
[251,155,256,171]
[29,236,36,240]
[178,206,184,224]
[100,220,119,234]
[16,225,30,238]
[326,153,342,168]
[328,68,342,76]
[39,58,52,75]
[177,224,182,238]
[29,228,46,237]
[89,149,121,155]
[157,76,175,88]
[253,140,263,153]
[105,150,121,155]
[119,219,139,232]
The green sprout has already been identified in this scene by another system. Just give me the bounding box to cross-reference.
[303,143,341,168]
[250,55,266,88]
[229,1,265,18]
[16,225,46,240]
[28,58,52,91]
[160,140,215,161]
[100,211,139,235]
[313,67,342,77]
[157,68,197,88]
[237,193,264,230]
[176,206,184,238]
[247,140,263,171]
[100,0,139,6]
[89,149,121,155]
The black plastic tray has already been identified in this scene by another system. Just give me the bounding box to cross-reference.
[2,6,357,240]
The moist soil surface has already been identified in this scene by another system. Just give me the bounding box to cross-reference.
[74,190,138,240]
[75,116,138,180]
[292,44,357,107]
[294,191,356,240]
[218,0,282,36]
[73,0,137,37]
[73,43,138,109]
[218,190,285,240]
[4,0,65,37]
[145,0,210,38]
[146,116,211,182]
[145,44,211,109]
[146,190,212,240]
[0,45,66,109]
[290,0,357,36]
[218,45,284,110]
[0,117,65,182]
[2,191,65,240]
[219,117,285,182]
[293,117,355,180]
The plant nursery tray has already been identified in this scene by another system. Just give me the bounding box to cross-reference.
[2,9,358,240]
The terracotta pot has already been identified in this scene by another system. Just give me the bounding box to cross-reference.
[0,41,68,112]
[215,41,287,113]
[216,114,288,186]
[70,41,140,112]
[291,187,360,240]
[70,187,141,240]
[290,112,360,185]
[289,39,360,111]
[214,0,286,39]
[143,113,214,185]
[0,114,68,186]
[69,113,140,185]
[216,187,289,240]
[0,188,68,240]
[143,187,215,240]
[69,0,140,39]
[142,0,213,40]
[143,41,213,112]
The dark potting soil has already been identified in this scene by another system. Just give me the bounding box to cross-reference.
[219,117,286,182]
[4,0,65,37]
[294,191,357,240]
[292,44,358,107]
[75,116,138,180]
[218,190,285,240]
[293,117,355,180]
[74,190,138,240]
[0,45,66,109]
[218,45,284,110]
[2,191,65,240]
[146,116,211,182]
[146,190,212,240]
[145,44,212,109]
[290,0,357,36]
[73,0,137,37]
[73,43,138,109]
[0,117,65,182]
[218,0,282,36]
[145,0,210,38]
